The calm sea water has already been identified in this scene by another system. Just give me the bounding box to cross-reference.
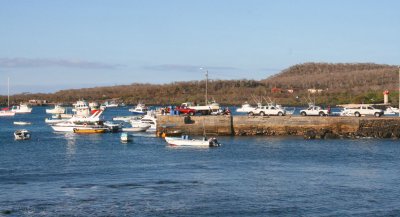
[1,107,400,216]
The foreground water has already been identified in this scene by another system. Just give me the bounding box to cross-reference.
[1,107,400,216]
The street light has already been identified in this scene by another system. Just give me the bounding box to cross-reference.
[200,67,208,105]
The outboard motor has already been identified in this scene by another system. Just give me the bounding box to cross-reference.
[208,137,221,147]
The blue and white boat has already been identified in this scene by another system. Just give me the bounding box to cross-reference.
[129,103,148,115]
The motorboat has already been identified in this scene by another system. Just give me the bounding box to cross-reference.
[165,136,221,147]
[384,106,400,115]
[122,124,151,132]
[130,111,157,131]
[51,110,104,132]
[104,121,123,133]
[13,121,31,125]
[100,101,119,109]
[14,129,31,140]
[46,104,66,114]
[73,127,108,134]
[11,103,32,114]
[45,118,71,125]
[236,102,256,113]
[129,103,148,114]
[72,100,91,116]
[112,115,141,122]
[121,132,133,143]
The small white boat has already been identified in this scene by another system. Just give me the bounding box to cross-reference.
[46,104,66,114]
[236,102,256,113]
[384,106,400,115]
[104,121,123,133]
[121,132,133,143]
[14,129,31,140]
[100,101,119,109]
[13,121,31,125]
[129,103,148,114]
[165,136,221,147]
[45,118,70,124]
[122,124,151,132]
[112,116,141,122]
[130,111,157,131]
[11,104,32,114]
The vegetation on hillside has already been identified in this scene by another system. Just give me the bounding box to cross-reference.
[1,63,399,107]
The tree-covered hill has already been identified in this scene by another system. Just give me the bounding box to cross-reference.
[2,63,399,106]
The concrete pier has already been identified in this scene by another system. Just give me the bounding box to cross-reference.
[156,115,400,139]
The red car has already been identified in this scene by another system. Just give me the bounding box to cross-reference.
[175,106,196,115]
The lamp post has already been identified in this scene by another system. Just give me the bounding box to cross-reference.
[200,68,208,105]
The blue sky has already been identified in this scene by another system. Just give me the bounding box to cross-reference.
[0,0,399,94]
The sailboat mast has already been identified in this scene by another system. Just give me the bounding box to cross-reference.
[7,77,10,108]
[205,70,208,105]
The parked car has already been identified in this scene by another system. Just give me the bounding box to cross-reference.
[175,106,196,115]
[248,105,286,116]
[341,105,384,117]
[300,105,329,116]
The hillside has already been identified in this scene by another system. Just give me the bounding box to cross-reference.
[1,63,399,106]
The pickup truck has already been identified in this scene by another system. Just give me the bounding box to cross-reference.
[175,106,196,116]
[300,105,329,116]
[341,105,384,117]
[248,105,286,116]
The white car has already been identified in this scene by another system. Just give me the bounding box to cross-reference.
[300,106,329,116]
[341,105,384,117]
[248,105,286,116]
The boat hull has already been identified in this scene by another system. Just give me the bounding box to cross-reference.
[165,137,220,147]
[73,128,108,134]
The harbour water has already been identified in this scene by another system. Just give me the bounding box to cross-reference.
[1,107,400,216]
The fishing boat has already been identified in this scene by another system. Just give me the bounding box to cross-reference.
[73,127,108,134]
[11,103,33,114]
[129,103,148,114]
[165,136,221,147]
[46,104,66,114]
[13,121,31,125]
[14,129,31,140]
[120,132,133,143]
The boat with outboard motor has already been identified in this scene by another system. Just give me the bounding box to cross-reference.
[165,135,221,147]
[14,129,31,140]
[121,132,133,143]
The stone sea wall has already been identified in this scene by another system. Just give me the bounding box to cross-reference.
[156,115,400,139]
